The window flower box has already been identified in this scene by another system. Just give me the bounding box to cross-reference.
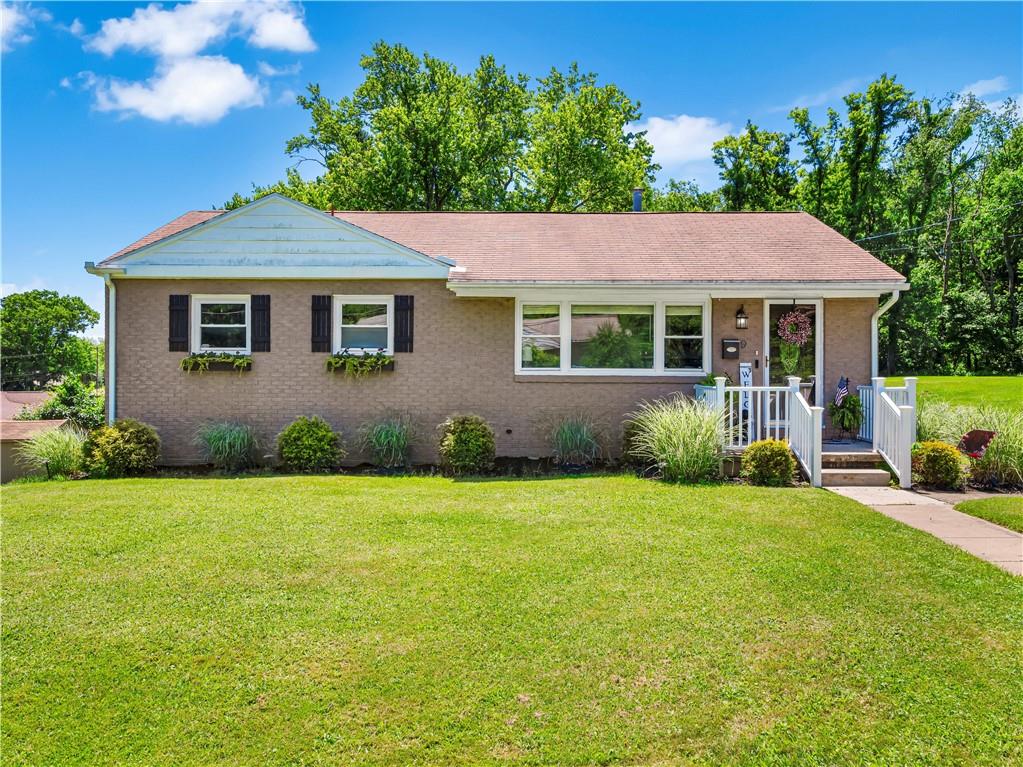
[325,350,395,378]
[180,353,253,373]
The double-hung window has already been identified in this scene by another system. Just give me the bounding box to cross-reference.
[333,295,394,354]
[516,300,707,375]
[192,295,250,354]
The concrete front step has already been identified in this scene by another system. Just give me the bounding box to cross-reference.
[821,468,891,487]
[822,451,883,468]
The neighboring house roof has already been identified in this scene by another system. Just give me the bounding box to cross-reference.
[0,419,66,443]
[100,198,905,284]
[0,391,51,420]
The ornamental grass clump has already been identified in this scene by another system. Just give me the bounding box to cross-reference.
[276,416,345,473]
[916,401,1022,488]
[16,426,88,479]
[626,395,724,483]
[438,414,495,476]
[195,422,259,473]
[359,413,416,469]
[549,415,605,467]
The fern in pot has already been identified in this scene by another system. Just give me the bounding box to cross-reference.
[827,394,862,442]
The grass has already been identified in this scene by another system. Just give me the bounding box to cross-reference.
[955,496,1023,534]
[3,475,1023,766]
[886,375,1022,411]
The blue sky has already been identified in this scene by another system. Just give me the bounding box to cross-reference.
[2,1,1020,331]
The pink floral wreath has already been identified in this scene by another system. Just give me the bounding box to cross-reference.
[777,310,812,347]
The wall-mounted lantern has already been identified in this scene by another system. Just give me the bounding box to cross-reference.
[735,305,749,330]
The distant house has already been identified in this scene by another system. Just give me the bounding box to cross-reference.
[0,391,63,483]
[85,193,908,469]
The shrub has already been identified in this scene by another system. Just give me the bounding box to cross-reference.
[15,426,87,478]
[16,376,104,429]
[195,422,259,472]
[84,418,160,477]
[626,396,723,483]
[549,415,604,466]
[741,439,796,486]
[917,401,1022,488]
[359,413,415,469]
[912,440,968,489]
[277,416,344,472]
[438,414,495,475]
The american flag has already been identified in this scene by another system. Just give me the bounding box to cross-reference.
[835,376,849,406]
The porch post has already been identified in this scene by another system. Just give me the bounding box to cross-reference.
[898,405,914,488]
[810,405,824,487]
[714,376,726,410]
[904,377,918,443]
[871,376,886,453]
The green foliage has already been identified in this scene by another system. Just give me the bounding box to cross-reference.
[438,414,496,475]
[84,419,160,478]
[324,351,393,378]
[180,353,252,373]
[579,322,651,368]
[626,396,723,483]
[741,439,797,487]
[16,376,105,429]
[916,400,1022,487]
[358,413,416,469]
[645,179,722,212]
[549,415,604,466]
[0,290,100,389]
[276,416,345,473]
[912,441,968,489]
[15,426,87,478]
[711,122,797,211]
[194,423,259,473]
[828,394,863,437]
[620,418,644,467]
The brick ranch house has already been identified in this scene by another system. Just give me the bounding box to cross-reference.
[86,193,912,480]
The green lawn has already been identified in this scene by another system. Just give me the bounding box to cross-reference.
[886,375,1022,410]
[3,476,1023,766]
[955,496,1023,534]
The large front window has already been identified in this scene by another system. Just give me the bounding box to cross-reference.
[516,301,707,375]
[192,295,250,353]
[333,295,394,354]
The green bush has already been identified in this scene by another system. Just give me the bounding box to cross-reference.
[195,422,259,472]
[359,413,415,469]
[741,439,796,486]
[917,401,1022,488]
[549,415,604,466]
[626,396,723,483]
[276,416,344,472]
[912,440,968,489]
[84,419,160,477]
[16,376,104,429]
[438,414,495,476]
[15,426,87,478]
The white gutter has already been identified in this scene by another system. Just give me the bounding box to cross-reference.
[86,263,123,425]
[870,290,901,379]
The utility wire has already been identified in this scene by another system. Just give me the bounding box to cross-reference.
[854,200,1023,243]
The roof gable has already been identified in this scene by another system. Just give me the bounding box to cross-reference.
[99,194,451,279]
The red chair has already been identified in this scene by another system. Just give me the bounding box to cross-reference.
[957,430,997,460]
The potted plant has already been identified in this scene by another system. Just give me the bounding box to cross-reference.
[827,393,862,442]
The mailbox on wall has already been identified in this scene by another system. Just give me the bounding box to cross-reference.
[721,338,741,359]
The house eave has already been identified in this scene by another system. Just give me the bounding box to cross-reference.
[83,263,450,280]
[446,279,910,298]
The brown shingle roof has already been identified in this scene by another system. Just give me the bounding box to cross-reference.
[0,391,52,420]
[103,206,905,284]
[0,419,67,442]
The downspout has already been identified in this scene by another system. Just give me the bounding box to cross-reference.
[870,291,900,379]
[104,274,116,425]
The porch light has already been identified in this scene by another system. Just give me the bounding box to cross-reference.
[735,305,749,330]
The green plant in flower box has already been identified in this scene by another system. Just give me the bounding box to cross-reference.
[325,350,394,378]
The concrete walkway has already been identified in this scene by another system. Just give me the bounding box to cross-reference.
[829,486,1023,576]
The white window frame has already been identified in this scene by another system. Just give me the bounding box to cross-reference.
[332,295,394,355]
[191,294,251,354]
[663,305,706,372]
[514,298,711,377]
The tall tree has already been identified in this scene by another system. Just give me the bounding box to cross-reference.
[790,107,841,219]
[1,290,100,389]
[711,122,797,211]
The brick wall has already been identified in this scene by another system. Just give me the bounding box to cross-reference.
[111,280,876,463]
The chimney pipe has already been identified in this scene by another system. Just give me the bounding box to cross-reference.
[632,188,643,212]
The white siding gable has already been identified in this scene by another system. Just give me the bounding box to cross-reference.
[105,195,451,279]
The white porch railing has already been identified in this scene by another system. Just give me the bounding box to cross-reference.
[712,376,823,487]
[871,377,916,488]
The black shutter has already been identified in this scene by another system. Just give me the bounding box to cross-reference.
[169,295,189,352]
[311,295,331,352]
[251,295,271,352]
[394,295,414,353]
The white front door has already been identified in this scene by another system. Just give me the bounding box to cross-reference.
[763,300,824,406]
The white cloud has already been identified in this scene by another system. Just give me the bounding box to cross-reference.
[960,75,1009,99]
[68,18,84,37]
[1,2,52,52]
[258,60,302,77]
[276,88,298,105]
[92,56,264,125]
[633,114,733,167]
[770,77,864,113]
[86,1,315,58]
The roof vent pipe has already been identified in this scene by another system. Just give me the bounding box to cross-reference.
[632,188,643,212]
